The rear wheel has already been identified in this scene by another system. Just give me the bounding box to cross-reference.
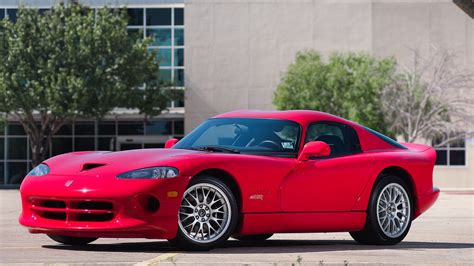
[47,234,98,245]
[350,175,412,245]
[169,176,238,251]
[233,233,273,241]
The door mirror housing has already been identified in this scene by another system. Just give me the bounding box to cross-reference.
[164,138,179,149]
[298,141,331,161]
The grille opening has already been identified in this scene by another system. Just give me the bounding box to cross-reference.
[81,163,106,171]
[74,201,113,210]
[42,211,66,220]
[77,213,114,221]
[42,200,66,209]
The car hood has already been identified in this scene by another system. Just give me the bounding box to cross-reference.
[44,148,204,176]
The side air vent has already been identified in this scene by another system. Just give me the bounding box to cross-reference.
[81,163,106,171]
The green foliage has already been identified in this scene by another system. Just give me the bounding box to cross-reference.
[0,4,176,164]
[273,50,396,134]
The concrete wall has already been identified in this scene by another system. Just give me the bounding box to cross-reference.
[185,0,473,130]
[184,0,474,189]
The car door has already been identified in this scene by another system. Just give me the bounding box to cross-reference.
[280,121,374,212]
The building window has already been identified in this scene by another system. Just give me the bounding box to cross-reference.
[155,48,172,67]
[433,138,466,166]
[7,162,27,185]
[147,28,172,46]
[174,28,184,46]
[6,9,17,22]
[0,138,4,160]
[75,122,95,135]
[146,8,171,26]
[174,120,184,135]
[98,121,116,135]
[7,138,27,160]
[127,7,185,92]
[118,122,144,135]
[174,8,184,25]
[127,8,143,26]
[145,120,172,135]
[159,69,172,83]
[174,49,184,67]
[1,123,30,185]
[74,137,95,151]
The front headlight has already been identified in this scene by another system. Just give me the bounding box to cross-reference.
[116,167,179,179]
[27,163,50,176]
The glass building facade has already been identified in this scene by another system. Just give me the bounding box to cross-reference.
[0,119,185,186]
[1,5,185,91]
[127,7,185,90]
[0,2,185,187]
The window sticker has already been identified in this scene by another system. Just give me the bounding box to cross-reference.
[282,142,294,149]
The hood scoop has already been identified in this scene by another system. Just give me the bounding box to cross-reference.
[81,163,107,172]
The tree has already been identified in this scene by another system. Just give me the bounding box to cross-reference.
[0,4,176,166]
[380,48,474,146]
[273,50,396,134]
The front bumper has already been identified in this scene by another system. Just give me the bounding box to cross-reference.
[19,175,190,239]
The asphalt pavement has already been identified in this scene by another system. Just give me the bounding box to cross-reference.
[1,190,473,265]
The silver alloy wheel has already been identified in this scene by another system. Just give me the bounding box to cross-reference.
[178,183,232,243]
[376,183,411,238]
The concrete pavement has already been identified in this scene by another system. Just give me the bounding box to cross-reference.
[1,190,473,265]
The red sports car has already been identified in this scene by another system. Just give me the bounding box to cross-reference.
[19,110,439,250]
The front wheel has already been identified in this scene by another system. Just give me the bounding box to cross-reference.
[169,176,238,251]
[47,234,98,245]
[350,175,412,245]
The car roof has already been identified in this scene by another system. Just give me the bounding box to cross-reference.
[213,110,351,125]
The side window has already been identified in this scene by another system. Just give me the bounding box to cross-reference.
[348,126,362,154]
[305,122,361,157]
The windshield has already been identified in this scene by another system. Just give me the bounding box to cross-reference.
[173,118,301,156]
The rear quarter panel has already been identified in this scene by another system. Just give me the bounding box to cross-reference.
[352,146,436,219]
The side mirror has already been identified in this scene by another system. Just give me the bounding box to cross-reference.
[298,141,331,161]
[164,138,179,149]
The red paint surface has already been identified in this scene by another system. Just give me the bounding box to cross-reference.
[19,110,439,239]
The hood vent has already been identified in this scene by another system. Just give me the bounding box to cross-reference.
[81,163,106,172]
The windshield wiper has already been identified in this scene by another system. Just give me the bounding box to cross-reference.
[191,146,240,154]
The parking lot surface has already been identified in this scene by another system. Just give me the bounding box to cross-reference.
[1,190,473,265]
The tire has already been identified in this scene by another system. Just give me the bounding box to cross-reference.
[350,175,413,245]
[169,176,239,251]
[47,234,98,245]
[232,233,273,241]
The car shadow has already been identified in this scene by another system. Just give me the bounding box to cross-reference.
[42,239,474,254]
